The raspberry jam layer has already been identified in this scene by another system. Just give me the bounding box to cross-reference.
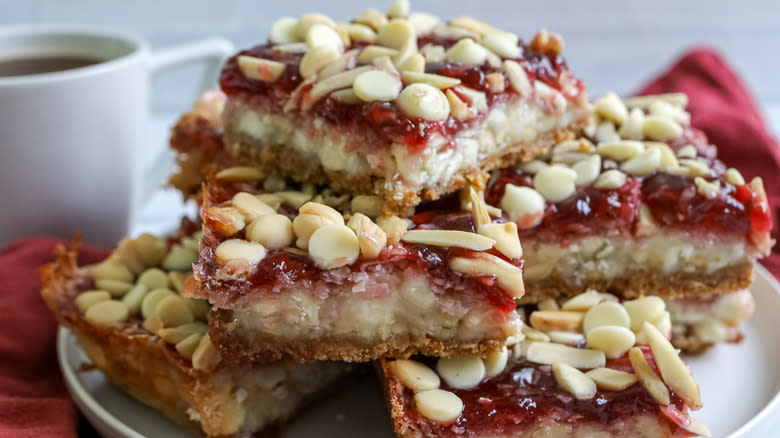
[485,128,770,244]
[399,348,694,437]
[220,36,584,153]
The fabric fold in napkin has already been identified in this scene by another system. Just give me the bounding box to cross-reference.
[0,48,778,438]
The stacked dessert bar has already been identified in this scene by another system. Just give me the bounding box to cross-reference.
[42,1,775,437]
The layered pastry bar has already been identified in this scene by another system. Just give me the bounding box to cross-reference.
[41,231,355,438]
[484,92,773,302]
[184,179,525,363]
[218,1,589,213]
[381,291,710,437]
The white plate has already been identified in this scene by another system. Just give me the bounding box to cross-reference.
[58,265,780,438]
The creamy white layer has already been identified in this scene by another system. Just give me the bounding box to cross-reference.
[227,98,583,188]
[230,275,520,341]
[522,231,756,285]
[667,289,755,344]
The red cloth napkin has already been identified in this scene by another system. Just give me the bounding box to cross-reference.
[0,48,778,438]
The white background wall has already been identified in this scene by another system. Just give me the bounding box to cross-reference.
[2,0,779,117]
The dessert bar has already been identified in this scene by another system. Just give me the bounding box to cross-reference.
[485,92,773,302]
[41,230,355,438]
[381,291,710,437]
[218,2,588,213]
[184,180,524,363]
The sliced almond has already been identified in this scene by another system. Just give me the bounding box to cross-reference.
[398,83,450,121]
[477,222,522,259]
[378,216,408,245]
[561,289,617,311]
[533,165,577,202]
[694,177,720,199]
[485,72,506,93]
[586,325,636,359]
[594,92,628,125]
[75,290,111,313]
[299,45,340,79]
[645,141,679,169]
[538,298,559,312]
[597,140,644,161]
[401,71,460,89]
[527,342,605,369]
[629,346,670,405]
[676,145,698,159]
[552,363,597,400]
[339,23,376,43]
[680,416,712,437]
[275,191,312,209]
[353,69,402,102]
[529,310,584,333]
[237,55,285,82]
[678,158,712,177]
[414,389,463,424]
[420,43,446,64]
[444,38,489,66]
[246,214,295,250]
[643,115,683,141]
[449,253,525,298]
[594,169,627,190]
[583,302,631,333]
[273,42,309,54]
[725,168,746,186]
[389,359,440,392]
[402,229,495,250]
[120,283,148,314]
[503,59,531,96]
[408,12,440,34]
[468,186,491,229]
[192,333,222,372]
[455,86,487,113]
[308,224,360,269]
[445,89,474,120]
[269,17,298,44]
[357,45,399,64]
[204,206,246,236]
[618,107,646,140]
[643,322,702,409]
[483,346,509,378]
[623,296,666,332]
[596,122,621,143]
[396,53,425,74]
[436,355,486,389]
[623,93,688,109]
[621,147,661,176]
[522,325,551,343]
[300,201,344,224]
[355,9,388,31]
[215,166,264,182]
[307,66,374,106]
[175,333,202,360]
[373,55,400,76]
[481,32,521,58]
[137,267,168,290]
[156,295,195,328]
[141,288,175,319]
[215,239,266,266]
[377,18,416,50]
[232,192,276,220]
[158,322,209,345]
[636,203,659,237]
[347,213,387,259]
[501,184,545,227]
[572,154,601,187]
[585,367,638,391]
[547,331,585,346]
[84,300,129,326]
[293,13,336,42]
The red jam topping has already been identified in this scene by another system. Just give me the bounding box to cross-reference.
[219,35,584,153]
[401,350,693,437]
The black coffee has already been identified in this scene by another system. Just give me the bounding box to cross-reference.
[0,55,106,77]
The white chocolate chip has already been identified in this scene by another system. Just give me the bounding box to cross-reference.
[692,318,729,344]
[585,367,638,391]
[414,390,463,424]
[396,53,425,74]
[594,169,627,190]
[338,23,376,43]
[353,69,402,102]
[552,363,597,400]
[629,346,670,405]
[583,301,631,334]
[293,13,336,42]
[725,168,746,186]
[501,184,545,227]
[75,290,111,313]
[156,295,195,328]
[308,224,360,269]
[561,289,617,311]
[308,66,374,106]
[449,253,525,298]
[389,359,440,392]
[519,160,548,174]
[141,288,175,319]
[477,222,523,259]
[533,165,577,202]
[481,32,521,58]
[387,0,409,17]
[621,147,661,176]
[594,92,628,124]
[420,43,446,64]
[403,229,495,250]
[192,333,222,372]
[398,83,450,121]
[300,45,340,79]
[237,56,285,82]
[408,12,440,34]
[246,214,295,250]
[137,268,168,290]
[270,17,298,43]
[355,9,388,31]
[215,239,266,266]
[643,115,683,141]
[483,346,509,378]
[92,257,133,283]
[162,245,198,271]
[401,71,460,89]
[547,331,584,346]
[597,140,644,161]
[676,145,698,159]
[572,155,601,186]
[643,322,702,408]
[437,356,486,389]
[378,215,409,245]
[618,107,646,140]
[347,213,387,259]
[85,300,129,326]
[694,177,720,199]
[377,18,416,50]
[300,201,344,224]
[134,233,168,268]
[586,325,636,359]
[623,296,666,331]
[526,342,606,369]
[94,279,133,297]
[233,192,276,220]
[444,38,489,66]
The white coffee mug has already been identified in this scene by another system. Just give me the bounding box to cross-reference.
[0,26,233,247]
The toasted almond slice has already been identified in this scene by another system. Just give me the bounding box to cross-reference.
[586,325,636,359]
[467,187,491,229]
[175,333,202,360]
[403,229,494,250]
[85,300,129,326]
[629,346,670,405]
[373,55,399,76]
[215,166,264,182]
[246,214,295,250]
[547,331,585,346]
[533,165,577,202]
[237,55,285,82]
[623,296,666,331]
[192,334,222,372]
[437,356,486,389]
[75,290,111,313]
[398,82,450,121]
[503,59,531,96]
[485,72,506,93]
[561,289,616,311]
[389,359,440,392]
[232,192,276,220]
[483,346,509,378]
[156,295,195,328]
[204,206,246,236]
[583,301,631,334]
[450,253,524,298]
[552,363,597,400]
[526,342,606,369]
[643,322,702,409]
[355,9,388,31]
[158,322,209,345]
[94,279,133,297]
[445,89,474,120]
[215,239,266,266]
[308,224,360,269]
[120,283,148,314]
[585,367,638,391]
[401,71,461,89]
[414,389,463,424]
[353,69,402,102]
[529,310,584,333]
[270,17,298,44]
[477,222,522,259]
[594,92,628,124]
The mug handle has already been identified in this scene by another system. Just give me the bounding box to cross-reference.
[141,37,235,203]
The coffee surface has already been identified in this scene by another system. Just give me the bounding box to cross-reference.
[0,55,105,77]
